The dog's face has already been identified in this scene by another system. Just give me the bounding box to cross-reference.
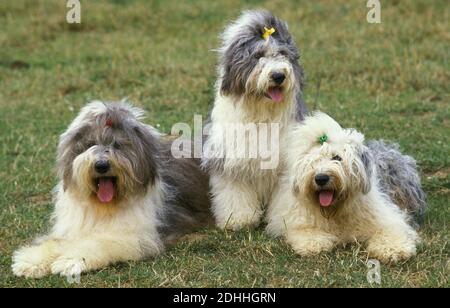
[289,113,373,216]
[57,102,158,205]
[219,11,304,105]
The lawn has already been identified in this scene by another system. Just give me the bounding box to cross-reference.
[0,0,448,288]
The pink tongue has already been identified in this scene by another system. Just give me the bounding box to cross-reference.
[319,191,334,207]
[97,178,115,203]
[268,87,283,103]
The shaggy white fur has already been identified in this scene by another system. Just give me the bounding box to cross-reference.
[12,182,165,278]
[12,101,212,278]
[266,112,420,263]
[204,94,293,230]
[202,10,306,230]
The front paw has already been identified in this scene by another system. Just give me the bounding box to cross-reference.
[287,231,338,256]
[217,211,262,231]
[12,246,52,278]
[51,257,86,277]
[367,241,416,263]
[367,232,418,263]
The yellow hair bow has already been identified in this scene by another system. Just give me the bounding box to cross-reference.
[262,27,275,40]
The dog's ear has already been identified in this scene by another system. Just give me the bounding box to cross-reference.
[220,39,259,96]
[220,41,246,96]
[359,147,373,194]
[130,124,159,186]
[293,62,307,121]
[57,125,90,190]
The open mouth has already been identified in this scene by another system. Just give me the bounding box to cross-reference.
[265,86,284,103]
[94,177,117,203]
[317,190,334,207]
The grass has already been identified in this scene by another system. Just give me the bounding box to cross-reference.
[0,0,448,288]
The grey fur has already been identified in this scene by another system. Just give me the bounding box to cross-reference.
[219,10,307,120]
[368,140,427,225]
[57,103,158,194]
[156,145,213,243]
[203,10,308,175]
[58,102,213,245]
[359,146,373,194]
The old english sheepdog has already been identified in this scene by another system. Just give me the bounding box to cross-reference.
[12,101,212,278]
[202,10,307,230]
[266,112,426,262]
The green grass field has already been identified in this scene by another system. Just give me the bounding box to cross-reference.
[0,0,448,288]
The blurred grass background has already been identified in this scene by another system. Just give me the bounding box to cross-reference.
[0,0,448,287]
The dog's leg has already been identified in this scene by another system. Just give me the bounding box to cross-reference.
[210,175,262,230]
[363,195,419,263]
[366,222,419,263]
[50,233,162,277]
[12,238,61,278]
[286,227,339,256]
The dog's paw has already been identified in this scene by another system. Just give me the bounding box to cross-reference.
[367,242,416,263]
[214,205,263,231]
[217,211,262,231]
[12,246,52,278]
[367,230,418,263]
[290,239,336,256]
[51,257,86,277]
[287,231,338,256]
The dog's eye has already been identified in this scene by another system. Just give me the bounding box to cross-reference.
[332,155,342,161]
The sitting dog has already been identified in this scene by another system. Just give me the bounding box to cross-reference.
[12,101,212,278]
[202,10,307,230]
[266,112,425,262]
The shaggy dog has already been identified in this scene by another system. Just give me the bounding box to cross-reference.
[12,101,212,278]
[202,10,307,230]
[266,112,426,262]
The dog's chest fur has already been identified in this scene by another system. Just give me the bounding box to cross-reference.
[205,94,294,174]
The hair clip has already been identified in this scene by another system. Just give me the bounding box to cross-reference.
[318,134,328,145]
[262,27,275,40]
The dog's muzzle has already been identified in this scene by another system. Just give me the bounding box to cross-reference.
[271,72,286,85]
[314,173,334,208]
[93,159,117,204]
[94,160,110,174]
[265,71,287,103]
[315,174,330,186]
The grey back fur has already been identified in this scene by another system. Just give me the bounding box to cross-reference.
[156,140,214,244]
[368,140,427,225]
[58,102,213,244]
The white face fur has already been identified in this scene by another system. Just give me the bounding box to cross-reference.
[57,102,158,206]
[288,113,372,214]
[245,47,296,104]
[218,10,304,108]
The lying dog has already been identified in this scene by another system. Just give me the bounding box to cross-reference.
[266,112,425,262]
[12,101,212,278]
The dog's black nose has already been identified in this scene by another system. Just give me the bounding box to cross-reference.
[95,160,110,174]
[315,174,330,186]
[271,72,286,85]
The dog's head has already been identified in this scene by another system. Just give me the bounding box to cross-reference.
[57,101,159,205]
[289,112,373,217]
[218,10,304,108]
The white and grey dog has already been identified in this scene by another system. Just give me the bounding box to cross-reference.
[267,112,426,263]
[202,10,307,230]
[12,101,212,278]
